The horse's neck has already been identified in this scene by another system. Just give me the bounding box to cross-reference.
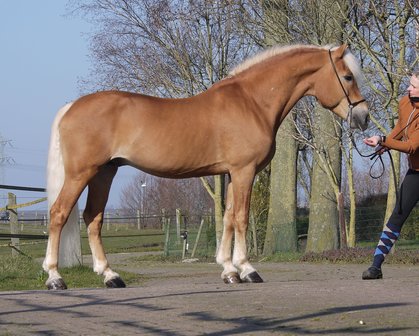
[239,51,323,132]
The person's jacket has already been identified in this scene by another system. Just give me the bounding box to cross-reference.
[382,95,419,171]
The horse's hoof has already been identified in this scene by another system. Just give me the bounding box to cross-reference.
[46,278,68,290]
[105,277,126,288]
[241,271,264,283]
[223,272,242,284]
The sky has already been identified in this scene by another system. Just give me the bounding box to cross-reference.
[0,1,135,211]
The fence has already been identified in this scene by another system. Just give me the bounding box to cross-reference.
[0,198,217,259]
[81,209,216,258]
[1,189,418,259]
[356,204,419,242]
[0,187,48,257]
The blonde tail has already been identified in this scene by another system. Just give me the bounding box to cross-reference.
[46,102,82,268]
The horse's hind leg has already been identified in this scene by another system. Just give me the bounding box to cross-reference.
[216,182,241,283]
[44,178,89,290]
[84,164,125,288]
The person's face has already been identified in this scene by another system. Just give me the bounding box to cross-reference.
[407,75,419,97]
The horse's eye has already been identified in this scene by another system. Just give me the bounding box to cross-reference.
[344,75,353,81]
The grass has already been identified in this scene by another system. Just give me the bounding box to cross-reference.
[1,232,418,291]
[0,255,145,292]
[0,227,165,258]
[1,245,419,292]
[257,240,419,265]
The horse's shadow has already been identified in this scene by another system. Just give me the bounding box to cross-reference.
[0,288,414,335]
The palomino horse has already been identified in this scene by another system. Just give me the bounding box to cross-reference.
[43,44,369,289]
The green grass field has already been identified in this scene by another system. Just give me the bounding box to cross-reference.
[0,255,145,291]
[1,222,419,291]
[0,225,165,258]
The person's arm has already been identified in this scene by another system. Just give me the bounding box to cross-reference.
[381,126,419,154]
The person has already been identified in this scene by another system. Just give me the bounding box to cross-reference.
[362,71,419,280]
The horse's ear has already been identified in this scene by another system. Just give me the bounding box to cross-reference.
[335,44,348,59]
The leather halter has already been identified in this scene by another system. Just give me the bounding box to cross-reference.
[328,49,365,125]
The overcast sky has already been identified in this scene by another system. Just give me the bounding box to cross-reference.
[0,1,135,211]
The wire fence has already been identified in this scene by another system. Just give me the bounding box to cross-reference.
[356,205,419,242]
[1,204,418,258]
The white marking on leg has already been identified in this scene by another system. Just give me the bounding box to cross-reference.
[42,240,53,272]
[216,209,238,278]
[92,252,108,275]
[43,239,63,280]
[233,231,256,278]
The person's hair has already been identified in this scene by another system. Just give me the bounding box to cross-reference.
[412,70,419,78]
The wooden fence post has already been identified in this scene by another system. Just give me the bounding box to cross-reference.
[8,193,19,256]
[191,218,205,258]
[137,209,141,230]
[164,217,170,257]
[176,208,182,245]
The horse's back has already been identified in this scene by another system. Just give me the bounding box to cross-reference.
[57,90,227,176]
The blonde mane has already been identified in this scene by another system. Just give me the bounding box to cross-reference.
[229,44,364,85]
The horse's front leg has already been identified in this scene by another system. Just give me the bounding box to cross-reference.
[216,182,241,283]
[231,170,264,283]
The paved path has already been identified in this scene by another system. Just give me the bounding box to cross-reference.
[1,258,419,335]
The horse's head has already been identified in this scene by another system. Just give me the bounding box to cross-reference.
[314,44,369,131]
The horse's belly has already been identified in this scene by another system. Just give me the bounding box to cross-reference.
[115,144,227,178]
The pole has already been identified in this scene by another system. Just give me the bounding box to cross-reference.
[176,208,182,245]
[191,218,205,258]
[164,218,170,257]
[8,193,19,256]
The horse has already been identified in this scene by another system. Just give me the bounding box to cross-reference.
[43,44,369,289]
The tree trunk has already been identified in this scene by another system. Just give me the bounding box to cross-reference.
[306,0,347,253]
[264,117,298,254]
[200,175,225,252]
[214,175,226,250]
[306,109,342,252]
[347,143,357,247]
[262,0,298,255]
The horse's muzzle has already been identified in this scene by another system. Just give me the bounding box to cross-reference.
[350,106,369,131]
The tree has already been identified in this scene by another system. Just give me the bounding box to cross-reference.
[120,173,212,217]
[341,0,419,225]
[291,0,347,252]
[71,0,258,248]
[261,0,298,255]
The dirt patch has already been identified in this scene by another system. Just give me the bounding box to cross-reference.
[1,255,419,335]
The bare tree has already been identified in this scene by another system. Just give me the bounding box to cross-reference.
[341,0,419,224]
[260,0,299,255]
[120,172,212,216]
[70,0,259,249]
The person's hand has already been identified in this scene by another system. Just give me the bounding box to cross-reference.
[363,135,381,147]
[375,145,388,155]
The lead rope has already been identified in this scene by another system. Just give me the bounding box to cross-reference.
[349,111,419,213]
[328,47,416,213]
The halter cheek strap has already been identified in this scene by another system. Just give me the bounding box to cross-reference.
[328,49,366,112]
